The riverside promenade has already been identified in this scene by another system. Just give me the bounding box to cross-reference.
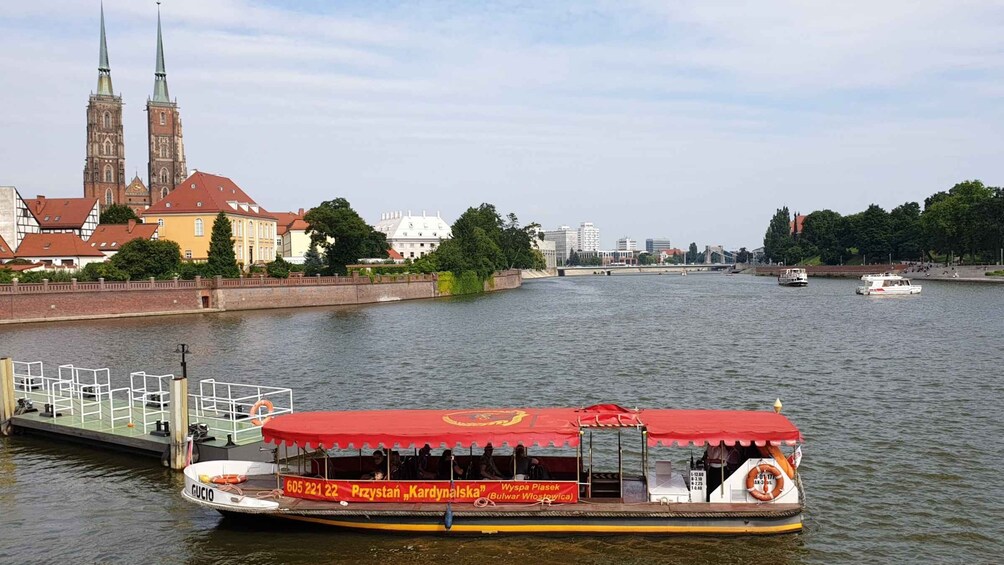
[0,270,522,324]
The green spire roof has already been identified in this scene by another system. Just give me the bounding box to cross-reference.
[152,6,170,103]
[97,2,114,96]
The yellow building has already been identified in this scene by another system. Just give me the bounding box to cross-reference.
[142,171,277,264]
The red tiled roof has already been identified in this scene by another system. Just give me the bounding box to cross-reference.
[0,233,14,260]
[387,248,403,260]
[15,233,106,258]
[143,171,277,220]
[2,262,45,272]
[790,215,805,235]
[273,212,300,235]
[27,196,98,229]
[87,221,159,252]
[288,218,309,231]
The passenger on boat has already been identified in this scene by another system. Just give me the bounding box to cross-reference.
[417,444,437,479]
[704,442,741,500]
[437,449,464,480]
[361,450,386,480]
[389,451,404,480]
[480,443,508,480]
[514,444,549,480]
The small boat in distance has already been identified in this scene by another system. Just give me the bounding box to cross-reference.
[182,404,804,536]
[856,273,922,295]
[778,268,808,287]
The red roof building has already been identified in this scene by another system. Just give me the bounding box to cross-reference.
[87,219,160,257]
[27,196,101,238]
[0,234,15,262]
[15,233,106,268]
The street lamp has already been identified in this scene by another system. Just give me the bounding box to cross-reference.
[174,344,190,380]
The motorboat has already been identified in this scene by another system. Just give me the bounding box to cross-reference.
[778,268,808,287]
[182,404,804,535]
[856,273,922,295]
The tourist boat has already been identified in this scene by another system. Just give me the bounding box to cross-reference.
[778,268,808,287]
[182,404,804,535]
[856,273,922,295]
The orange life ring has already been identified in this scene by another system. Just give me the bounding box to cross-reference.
[211,474,247,485]
[745,463,785,501]
[250,399,274,426]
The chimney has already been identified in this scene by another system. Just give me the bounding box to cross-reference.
[127,219,136,233]
[298,208,304,216]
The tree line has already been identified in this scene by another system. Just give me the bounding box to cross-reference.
[762,180,1004,265]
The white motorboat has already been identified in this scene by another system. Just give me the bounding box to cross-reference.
[778,268,808,287]
[856,273,921,295]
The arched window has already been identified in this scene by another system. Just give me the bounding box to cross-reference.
[157,218,164,227]
[161,187,169,200]
[103,139,113,156]
[159,144,168,159]
[102,112,111,128]
[159,111,166,125]
[103,165,113,183]
[194,218,204,237]
[249,221,254,239]
[159,168,169,184]
[105,188,113,205]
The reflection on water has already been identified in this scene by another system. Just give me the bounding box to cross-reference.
[1,274,1003,563]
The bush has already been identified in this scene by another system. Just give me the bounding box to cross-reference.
[985,270,1004,277]
[266,254,290,279]
[78,262,128,281]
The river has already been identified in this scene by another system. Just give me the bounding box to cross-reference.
[1,273,1002,564]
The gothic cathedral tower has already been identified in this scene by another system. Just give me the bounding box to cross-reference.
[147,7,187,204]
[83,4,127,208]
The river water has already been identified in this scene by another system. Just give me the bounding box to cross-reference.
[1,273,1002,564]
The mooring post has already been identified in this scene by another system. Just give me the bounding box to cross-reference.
[1,357,16,436]
[170,345,191,470]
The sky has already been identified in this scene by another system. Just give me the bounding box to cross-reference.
[1,1,1002,250]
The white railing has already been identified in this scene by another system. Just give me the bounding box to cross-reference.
[192,378,293,444]
[8,360,294,445]
[12,361,44,392]
[129,372,173,433]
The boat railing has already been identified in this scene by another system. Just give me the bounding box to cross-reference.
[192,378,293,444]
[59,364,113,425]
[36,372,75,418]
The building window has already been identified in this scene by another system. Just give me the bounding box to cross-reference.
[159,168,169,184]
[157,218,164,227]
[160,112,166,125]
[194,218,204,237]
[249,221,254,238]
[105,189,113,205]
[159,144,168,159]
[103,112,111,128]
[103,165,113,183]
[161,187,169,199]
[185,250,192,259]
[103,139,113,156]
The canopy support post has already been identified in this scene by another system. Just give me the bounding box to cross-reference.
[618,429,623,500]
[588,431,593,498]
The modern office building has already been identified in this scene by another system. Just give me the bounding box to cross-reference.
[645,238,672,254]
[543,225,578,264]
[577,222,600,252]
[616,237,636,252]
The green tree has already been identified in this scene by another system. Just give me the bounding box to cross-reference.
[303,243,324,276]
[736,247,751,263]
[499,214,545,270]
[206,212,240,278]
[99,204,139,225]
[800,209,844,265]
[77,261,128,281]
[763,207,793,263]
[305,198,388,275]
[687,242,698,263]
[854,204,891,263]
[266,253,291,278]
[889,202,923,261]
[638,252,656,265]
[110,238,181,279]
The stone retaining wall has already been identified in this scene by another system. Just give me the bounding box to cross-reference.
[0,271,521,324]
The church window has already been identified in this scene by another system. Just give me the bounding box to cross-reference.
[160,168,169,184]
[103,139,113,156]
[161,187,169,200]
[105,189,113,205]
[159,144,168,159]
[194,218,204,237]
[103,112,111,128]
[160,112,166,125]
[104,165,113,183]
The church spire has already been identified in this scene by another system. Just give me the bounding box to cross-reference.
[96,2,114,96]
[152,3,170,103]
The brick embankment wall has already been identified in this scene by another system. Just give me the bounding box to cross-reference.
[0,270,523,324]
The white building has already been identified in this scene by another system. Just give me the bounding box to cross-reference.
[543,225,578,265]
[0,186,41,250]
[373,210,451,260]
[616,237,636,252]
[532,237,556,270]
[578,222,600,252]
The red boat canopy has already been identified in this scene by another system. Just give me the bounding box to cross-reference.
[261,407,802,450]
[643,410,802,447]
[262,408,582,450]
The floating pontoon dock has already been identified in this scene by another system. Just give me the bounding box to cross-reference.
[1,358,293,464]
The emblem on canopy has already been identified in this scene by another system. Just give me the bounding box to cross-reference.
[443,410,529,427]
